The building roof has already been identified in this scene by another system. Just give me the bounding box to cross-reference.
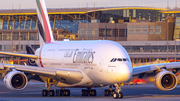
[160,8,180,14]
[0,7,167,15]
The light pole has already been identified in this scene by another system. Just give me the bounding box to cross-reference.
[167,16,169,61]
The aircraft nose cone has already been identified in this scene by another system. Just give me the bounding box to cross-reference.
[116,63,132,82]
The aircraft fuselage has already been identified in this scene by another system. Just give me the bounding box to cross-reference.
[35,40,132,87]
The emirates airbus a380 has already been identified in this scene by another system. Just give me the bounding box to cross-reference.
[0,0,180,99]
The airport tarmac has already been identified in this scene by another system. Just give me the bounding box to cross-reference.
[0,80,180,101]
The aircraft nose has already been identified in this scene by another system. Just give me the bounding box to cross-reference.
[116,63,132,82]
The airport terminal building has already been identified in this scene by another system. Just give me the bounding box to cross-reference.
[0,6,179,63]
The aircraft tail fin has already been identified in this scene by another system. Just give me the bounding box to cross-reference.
[35,0,55,46]
[26,45,35,54]
[26,45,37,66]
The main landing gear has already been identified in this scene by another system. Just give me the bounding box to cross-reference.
[104,83,124,99]
[42,88,71,96]
[81,88,97,96]
[41,78,71,97]
[42,88,96,97]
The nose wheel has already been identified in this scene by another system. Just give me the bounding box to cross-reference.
[104,83,124,99]
[113,83,124,99]
[113,92,123,99]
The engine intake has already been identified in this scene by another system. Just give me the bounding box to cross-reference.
[154,70,177,91]
[3,70,28,90]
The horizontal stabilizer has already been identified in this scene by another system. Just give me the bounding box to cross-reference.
[26,45,35,54]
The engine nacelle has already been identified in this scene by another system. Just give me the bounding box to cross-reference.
[154,70,177,91]
[3,70,28,90]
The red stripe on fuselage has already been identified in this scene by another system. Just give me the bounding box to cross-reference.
[40,2,51,43]
[39,47,44,67]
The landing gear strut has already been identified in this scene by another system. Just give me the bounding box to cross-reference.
[41,78,71,97]
[81,88,96,96]
[42,78,55,96]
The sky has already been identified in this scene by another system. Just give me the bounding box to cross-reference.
[0,0,178,9]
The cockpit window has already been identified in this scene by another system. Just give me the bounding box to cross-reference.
[110,58,114,62]
[123,58,126,61]
[110,58,130,62]
[118,58,122,61]
[113,58,117,62]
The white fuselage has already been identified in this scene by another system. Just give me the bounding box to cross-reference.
[35,40,132,87]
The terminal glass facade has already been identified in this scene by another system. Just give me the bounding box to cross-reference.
[174,16,180,39]
[0,7,167,53]
[0,8,164,38]
[123,45,179,52]
[98,9,162,23]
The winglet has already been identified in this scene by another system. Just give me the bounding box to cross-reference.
[36,0,55,45]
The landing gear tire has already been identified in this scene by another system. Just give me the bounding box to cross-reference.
[111,90,115,96]
[42,90,48,97]
[81,89,89,96]
[60,89,70,96]
[113,92,123,99]
[56,89,60,96]
[113,92,119,99]
[118,92,123,99]
[49,90,55,96]
[64,90,70,96]
[81,89,97,96]
[60,89,64,96]
[104,90,111,96]
[90,90,96,96]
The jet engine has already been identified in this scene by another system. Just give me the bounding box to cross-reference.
[154,70,177,91]
[3,70,28,90]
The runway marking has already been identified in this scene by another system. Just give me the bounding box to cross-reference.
[39,87,46,89]
[153,95,180,97]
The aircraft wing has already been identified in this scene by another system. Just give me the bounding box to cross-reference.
[0,51,38,59]
[0,63,83,84]
[132,62,180,75]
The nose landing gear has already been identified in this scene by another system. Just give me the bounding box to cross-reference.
[113,83,124,99]
[104,83,124,99]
